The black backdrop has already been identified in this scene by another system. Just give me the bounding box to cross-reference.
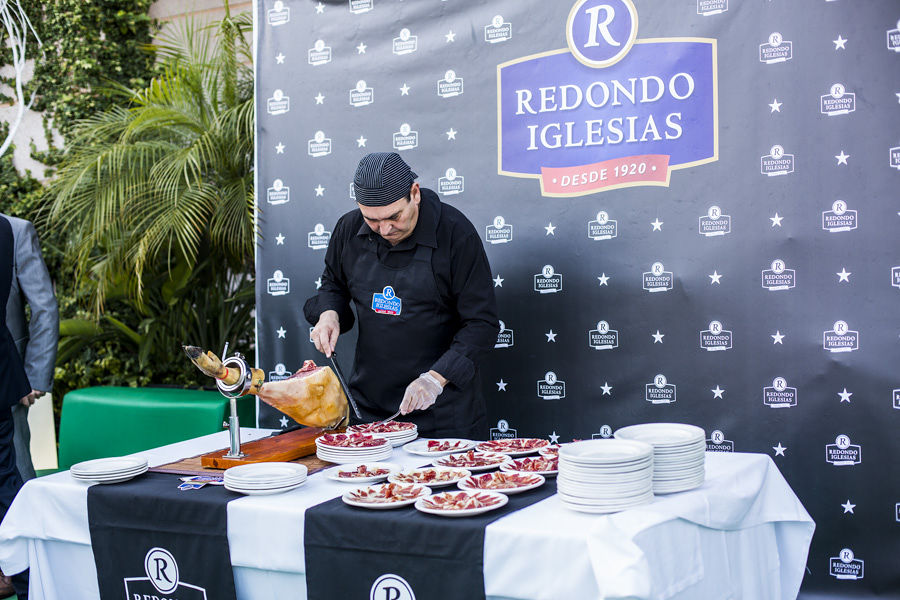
[253,0,900,596]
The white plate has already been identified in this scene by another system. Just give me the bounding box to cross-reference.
[475,438,550,456]
[225,462,308,484]
[72,469,147,485]
[403,439,475,457]
[558,439,654,464]
[558,489,655,507]
[341,483,430,509]
[500,458,559,476]
[458,472,545,495]
[614,423,705,447]
[433,452,509,472]
[388,467,471,488]
[225,481,306,495]
[415,490,509,517]
[71,456,148,476]
[327,462,400,483]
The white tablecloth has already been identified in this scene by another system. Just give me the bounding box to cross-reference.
[0,430,814,600]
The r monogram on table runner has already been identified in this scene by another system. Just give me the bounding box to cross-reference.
[87,471,240,600]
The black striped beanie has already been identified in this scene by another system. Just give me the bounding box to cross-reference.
[353,152,418,206]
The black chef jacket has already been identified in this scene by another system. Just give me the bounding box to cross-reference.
[304,188,499,438]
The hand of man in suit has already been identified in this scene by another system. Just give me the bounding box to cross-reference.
[18,389,43,407]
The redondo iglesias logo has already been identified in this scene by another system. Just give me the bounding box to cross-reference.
[497,0,717,196]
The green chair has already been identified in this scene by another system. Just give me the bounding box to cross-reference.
[57,387,255,470]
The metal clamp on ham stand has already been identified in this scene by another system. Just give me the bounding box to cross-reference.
[215,348,252,459]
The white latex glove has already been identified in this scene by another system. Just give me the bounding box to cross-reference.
[399,372,444,415]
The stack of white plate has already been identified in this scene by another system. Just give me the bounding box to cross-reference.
[223,463,307,495]
[316,435,393,464]
[557,439,655,514]
[71,456,148,484]
[614,423,706,494]
[348,422,418,447]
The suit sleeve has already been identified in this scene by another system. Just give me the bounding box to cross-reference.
[17,222,59,392]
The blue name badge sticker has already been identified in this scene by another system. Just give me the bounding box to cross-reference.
[372,285,402,315]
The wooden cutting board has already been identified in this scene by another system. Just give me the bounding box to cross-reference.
[199,427,340,469]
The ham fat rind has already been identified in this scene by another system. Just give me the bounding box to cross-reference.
[258,360,349,428]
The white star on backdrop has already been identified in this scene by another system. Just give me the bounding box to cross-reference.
[315,277,322,289]
[493,274,504,287]
[314,92,325,105]
[314,184,325,196]
[276,327,286,339]
[356,135,367,148]
[771,330,785,344]
[652,330,665,343]
[279,415,289,428]
[835,150,849,165]
[712,385,725,399]
[445,30,456,42]
[275,53,285,64]
[709,270,723,284]
[597,273,610,286]
[275,233,285,245]
[356,42,367,54]
[769,98,782,112]
[315,2,324,14]
[445,128,457,140]
[773,443,787,457]
[770,213,784,227]
[600,382,612,395]
[838,388,853,402]
[836,268,851,282]
[650,218,663,231]
[841,500,856,514]
[399,83,410,95]
[275,142,285,154]
[496,379,508,391]
[545,330,557,342]
[896,92,900,104]
[833,35,847,50]
[549,431,560,444]
[544,222,556,235]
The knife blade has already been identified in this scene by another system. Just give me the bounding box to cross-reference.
[329,352,361,419]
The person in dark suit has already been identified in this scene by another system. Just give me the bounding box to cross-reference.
[0,216,30,598]
[2,213,59,482]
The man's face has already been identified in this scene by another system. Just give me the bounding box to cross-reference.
[358,183,421,245]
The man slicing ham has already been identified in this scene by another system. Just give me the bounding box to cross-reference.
[305,152,499,439]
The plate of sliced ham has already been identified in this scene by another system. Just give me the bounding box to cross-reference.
[402,438,475,456]
[500,456,559,476]
[328,462,400,483]
[458,471,545,495]
[317,433,390,449]
[415,490,509,517]
[388,467,471,488]
[475,438,550,456]
[432,451,509,472]
[342,482,430,509]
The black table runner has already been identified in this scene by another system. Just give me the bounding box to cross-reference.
[304,479,557,600]
[87,471,241,600]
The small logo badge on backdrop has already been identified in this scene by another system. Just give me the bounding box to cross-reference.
[589,320,619,350]
[486,216,513,244]
[534,264,563,294]
[700,320,732,351]
[706,429,734,452]
[267,1,290,26]
[490,419,518,440]
[370,574,415,600]
[308,327,315,343]
[642,262,674,293]
[266,270,290,296]
[124,547,207,600]
[761,259,795,291]
[269,363,290,381]
[826,434,861,466]
[699,205,730,236]
[764,377,798,408]
[266,179,290,205]
[372,286,402,315]
[266,89,290,115]
[349,182,356,200]
[759,32,792,64]
[307,40,332,66]
[822,200,857,232]
[349,0,373,15]
[592,425,613,439]
[308,131,332,157]
[890,146,900,169]
[646,374,676,404]
[495,320,515,348]
[820,83,856,116]
[437,70,464,98]
[760,144,794,176]
[823,320,859,353]
[537,372,566,399]
[896,503,900,521]
[484,15,512,43]
[392,28,418,55]
[892,389,900,409]
[888,19,900,52]
[307,224,331,250]
[697,0,727,16]
[438,168,465,195]
[830,549,864,580]
[349,80,374,107]
[588,211,617,240]
[393,123,418,151]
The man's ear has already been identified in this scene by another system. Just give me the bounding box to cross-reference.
[410,182,421,204]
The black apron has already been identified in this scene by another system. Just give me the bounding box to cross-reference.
[345,237,485,438]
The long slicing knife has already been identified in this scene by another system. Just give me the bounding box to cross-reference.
[329,352,361,419]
